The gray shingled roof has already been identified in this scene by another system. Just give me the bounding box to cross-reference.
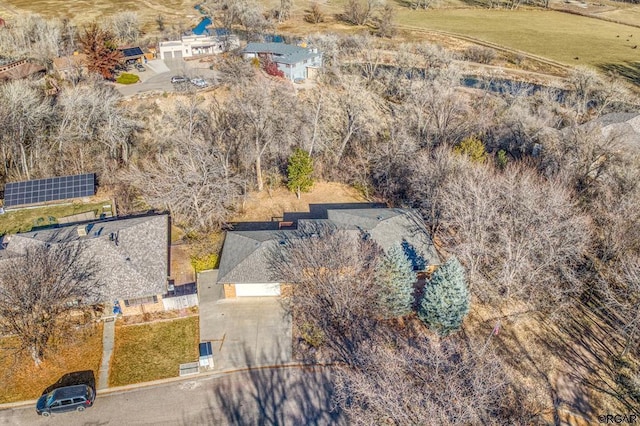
[328,208,439,266]
[0,215,169,302]
[217,208,440,284]
[243,42,320,65]
[217,231,282,283]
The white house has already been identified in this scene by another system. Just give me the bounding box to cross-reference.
[158,30,239,60]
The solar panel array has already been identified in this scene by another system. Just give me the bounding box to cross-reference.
[119,47,144,58]
[3,173,96,208]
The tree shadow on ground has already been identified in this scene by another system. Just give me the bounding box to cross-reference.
[467,315,568,422]
[599,61,640,87]
[539,301,640,415]
[182,342,344,426]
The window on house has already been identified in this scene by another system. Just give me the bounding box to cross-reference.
[123,295,158,307]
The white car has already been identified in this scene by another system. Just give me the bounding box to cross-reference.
[190,78,208,88]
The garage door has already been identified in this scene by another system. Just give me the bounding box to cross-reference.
[234,283,281,297]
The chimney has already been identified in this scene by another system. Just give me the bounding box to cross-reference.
[77,225,87,237]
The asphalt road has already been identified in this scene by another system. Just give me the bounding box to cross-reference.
[0,367,344,426]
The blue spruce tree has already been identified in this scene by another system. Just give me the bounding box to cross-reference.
[376,244,416,318]
[418,256,470,336]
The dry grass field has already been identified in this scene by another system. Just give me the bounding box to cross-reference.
[0,323,103,403]
[0,0,198,32]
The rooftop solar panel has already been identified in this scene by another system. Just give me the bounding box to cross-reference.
[3,173,96,208]
[119,47,144,58]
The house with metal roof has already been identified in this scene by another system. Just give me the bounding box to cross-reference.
[217,205,440,298]
[0,213,195,315]
[242,42,322,81]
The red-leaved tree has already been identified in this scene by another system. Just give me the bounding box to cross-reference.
[79,23,123,80]
[263,58,284,78]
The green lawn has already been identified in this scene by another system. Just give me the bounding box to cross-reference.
[394,8,640,69]
[109,316,199,387]
[0,201,112,236]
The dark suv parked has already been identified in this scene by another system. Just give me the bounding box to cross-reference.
[36,385,95,417]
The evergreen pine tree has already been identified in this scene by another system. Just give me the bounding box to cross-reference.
[286,148,313,199]
[418,257,470,337]
[376,244,416,318]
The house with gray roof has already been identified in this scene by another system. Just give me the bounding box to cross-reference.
[217,206,440,298]
[242,42,322,81]
[0,214,190,316]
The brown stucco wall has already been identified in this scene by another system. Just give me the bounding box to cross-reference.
[223,284,236,298]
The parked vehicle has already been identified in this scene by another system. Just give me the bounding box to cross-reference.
[190,78,208,88]
[135,63,146,72]
[36,384,95,417]
[171,76,188,84]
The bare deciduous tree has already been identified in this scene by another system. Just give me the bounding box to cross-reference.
[0,80,53,180]
[268,223,383,363]
[304,2,325,24]
[376,4,396,38]
[343,0,380,25]
[124,141,243,231]
[333,335,530,425]
[216,55,256,87]
[566,67,631,123]
[0,244,101,364]
[55,78,140,172]
[108,12,141,45]
[0,14,63,66]
[123,95,243,231]
[320,76,381,168]
[406,148,590,313]
[201,0,272,37]
[225,80,299,191]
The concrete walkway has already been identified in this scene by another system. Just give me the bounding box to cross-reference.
[97,319,115,390]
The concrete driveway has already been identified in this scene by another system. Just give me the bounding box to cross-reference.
[115,58,218,98]
[198,271,292,371]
